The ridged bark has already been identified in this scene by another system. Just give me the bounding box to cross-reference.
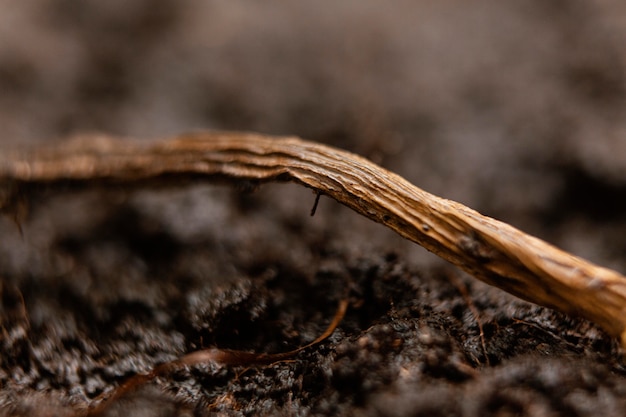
[2,131,626,350]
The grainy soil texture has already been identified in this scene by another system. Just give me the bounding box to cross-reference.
[1,2,626,416]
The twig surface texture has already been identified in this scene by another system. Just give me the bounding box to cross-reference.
[2,131,626,349]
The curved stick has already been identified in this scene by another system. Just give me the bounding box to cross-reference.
[86,298,348,417]
[2,131,626,350]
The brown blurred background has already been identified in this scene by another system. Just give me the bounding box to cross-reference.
[1,1,626,415]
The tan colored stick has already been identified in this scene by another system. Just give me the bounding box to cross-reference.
[2,131,626,350]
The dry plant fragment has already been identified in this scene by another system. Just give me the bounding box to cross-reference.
[1,131,626,351]
[86,298,348,416]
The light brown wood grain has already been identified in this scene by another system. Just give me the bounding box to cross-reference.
[2,131,626,351]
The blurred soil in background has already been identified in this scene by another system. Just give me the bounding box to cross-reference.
[1,1,626,415]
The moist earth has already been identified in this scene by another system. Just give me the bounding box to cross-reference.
[1,2,626,416]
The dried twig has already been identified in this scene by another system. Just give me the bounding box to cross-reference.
[86,298,348,416]
[1,131,626,350]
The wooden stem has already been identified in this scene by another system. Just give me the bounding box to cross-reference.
[2,131,626,350]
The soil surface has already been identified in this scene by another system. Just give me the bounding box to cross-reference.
[2,2,626,416]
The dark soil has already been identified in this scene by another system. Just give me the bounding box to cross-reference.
[2,2,626,416]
